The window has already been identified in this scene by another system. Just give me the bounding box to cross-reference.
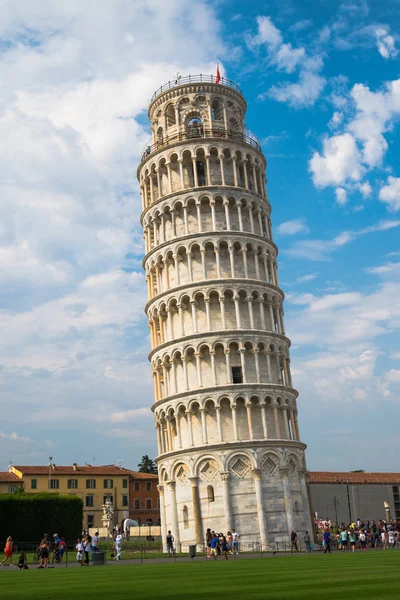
[122,479,128,489]
[207,485,215,502]
[104,479,113,489]
[122,495,128,507]
[86,479,96,489]
[183,505,189,529]
[31,479,37,490]
[49,479,59,489]
[146,481,152,492]
[87,515,94,528]
[232,366,243,384]
[146,498,152,509]
[134,481,140,491]
[196,161,206,186]
[8,486,17,493]
[86,496,94,507]
[134,499,140,510]
[104,495,113,505]
[68,479,78,489]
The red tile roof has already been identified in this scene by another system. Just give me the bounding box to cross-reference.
[12,465,158,478]
[309,472,400,484]
[0,472,23,483]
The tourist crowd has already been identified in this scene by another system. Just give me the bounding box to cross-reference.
[315,518,400,553]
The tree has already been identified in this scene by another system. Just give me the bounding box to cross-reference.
[137,455,158,474]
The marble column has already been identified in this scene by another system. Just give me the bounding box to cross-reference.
[189,476,203,546]
[157,485,167,552]
[252,469,268,546]
[167,481,180,548]
[221,472,233,533]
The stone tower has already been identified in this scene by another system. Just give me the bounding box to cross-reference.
[138,74,312,549]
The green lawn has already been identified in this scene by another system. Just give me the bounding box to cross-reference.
[1,552,400,599]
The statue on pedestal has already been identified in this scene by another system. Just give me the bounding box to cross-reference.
[101,497,115,535]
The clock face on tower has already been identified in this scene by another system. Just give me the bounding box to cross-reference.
[137,75,310,549]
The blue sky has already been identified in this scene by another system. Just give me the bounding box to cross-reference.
[0,0,399,472]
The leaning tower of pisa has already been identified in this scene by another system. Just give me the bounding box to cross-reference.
[138,75,313,549]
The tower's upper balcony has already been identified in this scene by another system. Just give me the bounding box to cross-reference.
[140,74,262,167]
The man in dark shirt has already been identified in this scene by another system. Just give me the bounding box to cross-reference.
[323,529,331,554]
[290,530,299,552]
[166,531,174,557]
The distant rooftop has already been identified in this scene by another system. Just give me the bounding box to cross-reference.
[11,465,158,478]
[151,74,242,102]
[309,471,400,484]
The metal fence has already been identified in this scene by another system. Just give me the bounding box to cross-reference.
[140,128,262,165]
[151,75,242,102]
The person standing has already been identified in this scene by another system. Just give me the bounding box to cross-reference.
[84,536,91,565]
[38,538,49,568]
[1,537,13,566]
[92,532,99,553]
[323,529,331,554]
[290,530,299,552]
[76,538,84,566]
[226,531,233,553]
[166,530,174,557]
[304,531,311,553]
[231,529,239,555]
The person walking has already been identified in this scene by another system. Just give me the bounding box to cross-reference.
[113,533,122,561]
[38,538,49,568]
[76,538,84,566]
[1,536,13,566]
[166,530,174,557]
[323,529,331,554]
[210,534,219,560]
[349,530,356,552]
[340,529,348,552]
[304,531,311,553]
[231,529,239,554]
[205,528,212,559]
[290,530,299,552]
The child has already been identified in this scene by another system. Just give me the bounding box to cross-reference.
[18,552,29,570]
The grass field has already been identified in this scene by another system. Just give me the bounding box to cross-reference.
[1,552,400,599]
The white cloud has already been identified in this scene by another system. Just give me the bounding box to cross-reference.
[269,70,326,108]
[0,0,227,469]
[385,370,400,382]
[111,408,152,423]
[366,262,400,276]
[375,27,398,59]
[277,219,309,235]
[250,16,282,47]
[310,79,400,198]
[309,133,363,187]
[296,274,317,284]
[328,111,343,129]
[287,219,400,261]
[335,187,348,206]
[250,15,325,108]
[358,182,372,197]
[379,176,400,212]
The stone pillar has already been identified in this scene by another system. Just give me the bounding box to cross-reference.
[231,405,239,440]
[298,469,314,537]
[252,469,268,546]
[200,408,208,444]
[221,472,233,533]
[167,481,180,548]
[260,401,268,438]
[246,402,254,440]
[189,477,203,546]
[216,406,223,441]
[186,410,194,446]
[232,156,238,186]
[158,485,167,552]
[280,468,294,534]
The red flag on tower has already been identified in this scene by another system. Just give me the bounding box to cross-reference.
[216,64,221,84]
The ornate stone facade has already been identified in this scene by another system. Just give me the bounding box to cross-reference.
[138,75,312,549]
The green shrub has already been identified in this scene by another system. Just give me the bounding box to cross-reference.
[0,492,83,543]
